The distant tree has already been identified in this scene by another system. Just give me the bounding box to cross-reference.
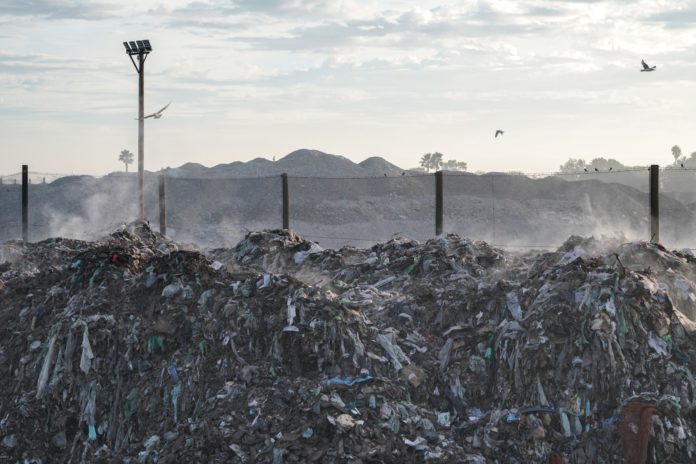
[560,157,627,173]
[559,158,587,173]
[587,157,625,171]
[442,159,468,171]
[432,153,443,171]
[672,145,682,166]
[430,152,443,171]
[119,149,134,172]
[419,153,431,171]
[679,152,696,167]
[419,152,445,172]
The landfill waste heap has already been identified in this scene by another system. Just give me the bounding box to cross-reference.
[1,223,696,463]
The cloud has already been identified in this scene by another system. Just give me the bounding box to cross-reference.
[526,6,566,16]
[648,6,696,28]
[0,52,123,79]
[164,0,356,21]
[223,5,551,53]
[215,0,374,20]
[0,0,120,19]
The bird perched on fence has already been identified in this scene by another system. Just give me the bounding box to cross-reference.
[495,130,504,138]
[640,60,656,72]
[139,102,171,120]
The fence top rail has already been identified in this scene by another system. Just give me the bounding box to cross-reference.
[661,167,696,172]
[166,170,651,181]
[11,166,696,183]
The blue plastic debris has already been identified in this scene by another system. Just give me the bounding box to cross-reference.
[601,416,619,428]
[168,363,178,381]
[327,376,373,387]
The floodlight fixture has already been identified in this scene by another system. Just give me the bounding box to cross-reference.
[124,39,151,56]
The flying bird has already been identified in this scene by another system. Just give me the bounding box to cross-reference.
[681,163,685,168]
[583,168,588,173]
[594,168,599,172]
[641,60,656,72]
[609,167,613,171]
[495,130,504,138]
[143,102,171,119]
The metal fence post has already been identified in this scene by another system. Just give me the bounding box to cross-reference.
[650,164,659,243]
[22,165,28,243]
[158,174,166,235]
[435,171,443,236]
[282,173,289,230]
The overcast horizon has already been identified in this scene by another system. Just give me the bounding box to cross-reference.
[2,0,696,176]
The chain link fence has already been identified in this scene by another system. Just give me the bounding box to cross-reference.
[3,167,695,250]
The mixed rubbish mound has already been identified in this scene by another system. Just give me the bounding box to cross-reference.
[1,223,696,463]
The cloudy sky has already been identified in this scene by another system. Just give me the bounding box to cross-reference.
[2,0,696,175]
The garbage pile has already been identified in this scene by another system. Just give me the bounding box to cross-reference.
[2,223,696,463]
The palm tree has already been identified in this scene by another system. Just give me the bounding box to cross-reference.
[119,149,134,172]
[672,145,682,166]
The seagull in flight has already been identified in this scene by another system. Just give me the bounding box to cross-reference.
[640,60,656,72]
[140,102,171,120]
[495,130,504,138]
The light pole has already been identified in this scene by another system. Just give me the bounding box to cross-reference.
[123,39,152,221]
